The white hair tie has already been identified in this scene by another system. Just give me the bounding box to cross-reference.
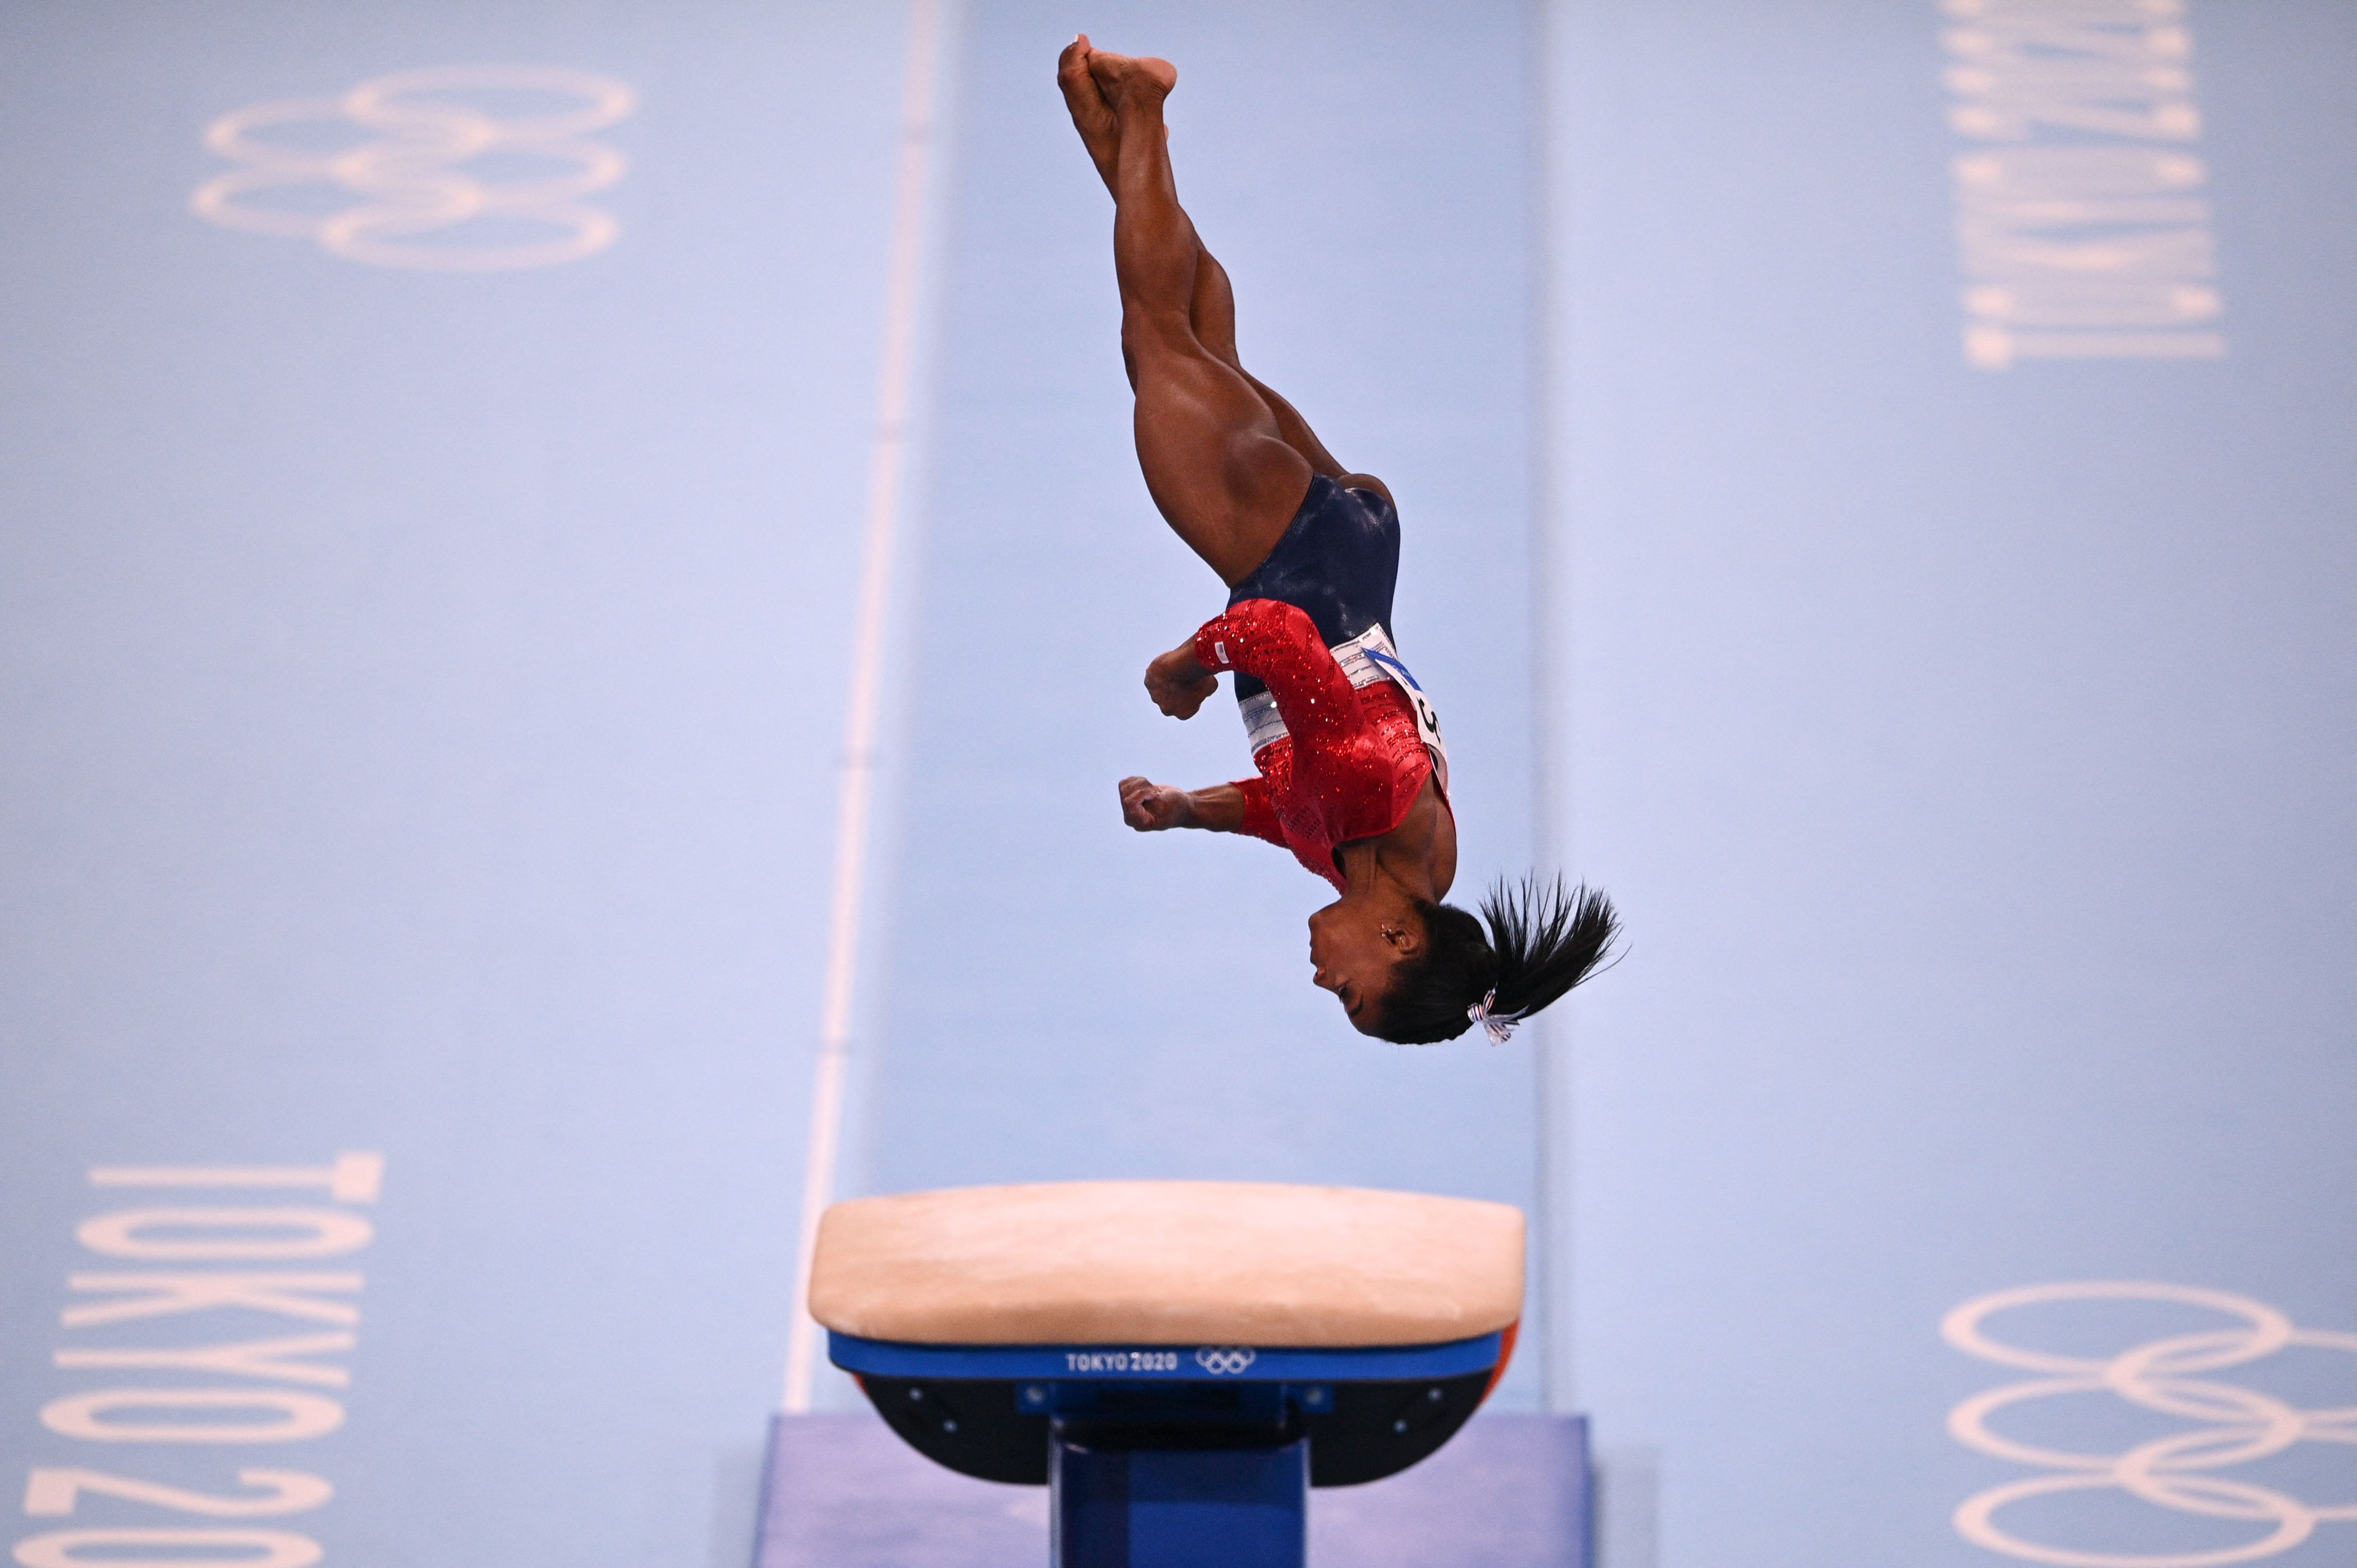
[1467,989,1520,1044]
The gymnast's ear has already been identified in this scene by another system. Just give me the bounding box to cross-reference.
[1368,901,1500,1045]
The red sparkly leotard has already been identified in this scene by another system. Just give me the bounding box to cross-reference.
[1193,599,1446,892]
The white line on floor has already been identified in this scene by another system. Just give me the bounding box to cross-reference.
[783,0,944,1415]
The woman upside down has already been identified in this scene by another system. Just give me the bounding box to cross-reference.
[1062,35,1618,1044]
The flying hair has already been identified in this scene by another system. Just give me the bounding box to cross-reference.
[1374,874,1620,1046]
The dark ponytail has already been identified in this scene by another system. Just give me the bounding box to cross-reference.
[1374,874,1619,1045]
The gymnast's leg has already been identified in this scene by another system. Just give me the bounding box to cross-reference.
[1187,251,1392,505]
[1057,39,1390,512]
[1057,38,1317,586]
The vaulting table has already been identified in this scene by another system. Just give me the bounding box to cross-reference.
[809,1179,1525,1568]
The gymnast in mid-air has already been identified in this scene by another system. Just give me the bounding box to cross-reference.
[1061,37,1618,1044]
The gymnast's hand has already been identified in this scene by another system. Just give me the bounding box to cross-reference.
[1120,775,1193,832]
[1145,643,1217,719]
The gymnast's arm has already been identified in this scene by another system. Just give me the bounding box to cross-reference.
[1141,600,1360,739]
[1184,600,1359,748]
[1119,775,1286,846]
[1119,775,1247,833]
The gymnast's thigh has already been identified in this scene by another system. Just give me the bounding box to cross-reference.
[1124,321,1313,585]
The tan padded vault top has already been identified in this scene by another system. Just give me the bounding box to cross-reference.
[807,1180,1525,1347]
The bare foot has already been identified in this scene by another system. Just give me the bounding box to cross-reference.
[1056,34,1119,191]
[1085,46,1176,117]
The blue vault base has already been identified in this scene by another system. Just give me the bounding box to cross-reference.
[752,1411,1590,1568]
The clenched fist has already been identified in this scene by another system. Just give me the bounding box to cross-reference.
[1119,775,1193,832]
[1145,644,1217,719]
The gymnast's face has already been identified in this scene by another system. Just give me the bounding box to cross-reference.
[1307,899,1422,1036]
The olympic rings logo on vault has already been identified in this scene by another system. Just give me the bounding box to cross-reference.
[1194,1347,1256,1376]
[190,65,636,271]
[1945,1281,2357,1568]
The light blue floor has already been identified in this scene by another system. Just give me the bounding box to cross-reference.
[0,5,912,1564]
[4,4,2353,1568]
[1546,4,2357,1565]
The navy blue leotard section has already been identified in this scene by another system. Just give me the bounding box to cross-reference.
[1225,473,1401,702]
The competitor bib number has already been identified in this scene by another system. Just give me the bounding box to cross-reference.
[1360,638,1450,796]
[1357,632,1442,788]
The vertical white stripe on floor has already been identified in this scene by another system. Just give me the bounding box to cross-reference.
[782,0,944,1415]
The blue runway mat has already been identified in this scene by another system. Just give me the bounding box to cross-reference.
[848,0,1554,1416]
